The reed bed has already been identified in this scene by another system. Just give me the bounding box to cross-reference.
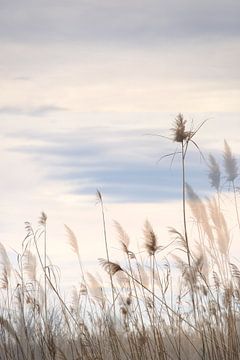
[0,115,240,359]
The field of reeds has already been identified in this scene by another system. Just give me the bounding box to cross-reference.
[1,114,240,360]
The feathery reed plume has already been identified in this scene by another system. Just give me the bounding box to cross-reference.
[171,113,192,143]
[223,140,240,231]
[186,183,214,243]
[143,220,159,256]
[192,244,209,279]
[70,286,80,314]
[114,220,130,254]
[86,272,105,305]
[186,183,203,225]
[168,227,187,251]
[64,225,80,257]
[208,197,230,256]
[135,263,150,288]
[115,270,131,289]
[208,154,221,191]
[22,250,36,282]
[223,140,238,182]
[39,211,47,225]
[98,258,123,275]
[0,266,8,289]
[0,242,11,275]
[230,263,240,288]
[79,282,87,295]
[0,243,11,290]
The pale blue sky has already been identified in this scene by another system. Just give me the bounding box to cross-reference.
[0,1,240,288]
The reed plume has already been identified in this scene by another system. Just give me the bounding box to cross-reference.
[22,250,37,282]
[0,242,11,278]
[65,225,80,257]
[98,258,123,276]
[223,140,238,182]
[186,183,214,244]
[114,220,130,254]
[171,113,192,143]
[143,220,159,256]
[208,154,221,191]
[86,272,105,305]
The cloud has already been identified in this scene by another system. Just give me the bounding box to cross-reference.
[0,0,240,44]
[0,105,67,116]
[6,122,212,203]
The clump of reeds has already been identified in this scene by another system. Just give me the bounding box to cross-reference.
[0,115,240,359]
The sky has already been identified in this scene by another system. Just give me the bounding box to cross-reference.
[0,0,240,290]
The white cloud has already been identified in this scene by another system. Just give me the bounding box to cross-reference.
[1,39,240,112]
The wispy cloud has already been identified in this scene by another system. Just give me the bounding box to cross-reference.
[6,122,212,202]
[0,105,67,117]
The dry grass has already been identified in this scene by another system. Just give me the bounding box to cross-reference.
[0,116,240,359]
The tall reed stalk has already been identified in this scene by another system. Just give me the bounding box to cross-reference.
[97,190,116,320]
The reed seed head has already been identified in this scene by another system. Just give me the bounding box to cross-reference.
[208,154,221,191]
[171,113,192,143]
[39,211,47,225]
[143,220,158,256]
[223,140,238,182]
[98,258,123,275]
